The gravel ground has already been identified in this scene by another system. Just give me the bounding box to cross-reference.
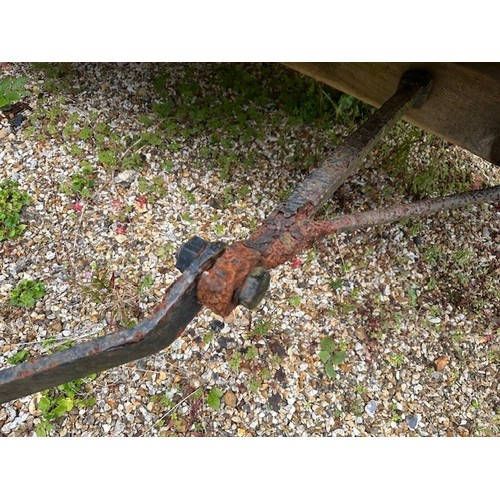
[0,62,498,437]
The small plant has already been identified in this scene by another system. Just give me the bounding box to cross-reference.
[0,179,32,241]
[289,295,302,307]
[389,353,405,368]
[138,273,154,292]
[214,222,225,236]
[137,176,167,202]
[228,352,242,371]
[330,277,343,291]
[7,349,30,365]
[408,287,418,308]
[244,345,259,361]
[41,337,74,354]
[161,160,174,172]
[0,76,30,109]
[318,336,346,378]
[203,331,214,344]
[98,149,117,168]
[251,320,272,337]
[207,387,223,410]
[80,263,141,327]
[9,279,46,308]
[150,393,175,411]
[60,163,96,197]
[248,378,261,393]
[389,402,403,422]
[35,375,97,436]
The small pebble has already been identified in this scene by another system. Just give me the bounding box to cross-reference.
[223,390,237,407]
[365,400,378,417]
[406,414,421,430]
[114,170,137,187]
[11,114,24,128]
[210,319,225,333]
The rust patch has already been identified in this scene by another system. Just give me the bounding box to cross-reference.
[245,216,331,269]
[197,242,262,317]
[197,217,334,315]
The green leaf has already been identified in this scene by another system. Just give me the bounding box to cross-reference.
[207,387,223,409]
[139,274,154,292]
[7,349,30,365]
[0,76,30,109]
[10,77,29,91]
[9,279,46,308]
[76,397,96,408]
[331,350,347,366]
[320,336,335,353]
[51,397,74,418]
[318,350,331,363]
[38,396,52,418]
[331,277,343,291]
[324,362,336,378]
[408,287,417,307]
[35,420,54,437]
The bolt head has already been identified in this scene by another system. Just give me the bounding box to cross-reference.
[238,267,271,310]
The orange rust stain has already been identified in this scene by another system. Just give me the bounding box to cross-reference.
[197,242,261,317]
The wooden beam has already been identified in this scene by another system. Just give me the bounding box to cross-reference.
[284,63,500,166]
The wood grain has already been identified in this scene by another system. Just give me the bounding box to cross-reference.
[285,63,500,166]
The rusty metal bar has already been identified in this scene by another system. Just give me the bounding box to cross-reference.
[272,70,433,220]
[286,184,500,245]
[0,241,225,404]
[197,71,434,316]
[309,184,500,236]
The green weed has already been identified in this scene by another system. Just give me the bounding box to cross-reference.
[35,375,97,436]
[251,320,272,337]
[207,387,223,410]
[0,76,30,109]
[244,345,259,361]
[7,349,30,365]
[248,378,261,393]
[59,163,96,197]
[138,274,154,292]
[377,123,473,198]
[0,180,32,241]
[389,353,405,368]
[9,279,46,308]
[318,336,347,378]
[228,352,242,371]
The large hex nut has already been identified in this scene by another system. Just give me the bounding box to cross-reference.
[238,267,271,310]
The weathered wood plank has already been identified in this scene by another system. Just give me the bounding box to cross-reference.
[285,63,500,166]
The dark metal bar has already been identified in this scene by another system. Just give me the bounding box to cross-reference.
[311,185,500,235]
[0,241,225,404]
[270,70,433,219]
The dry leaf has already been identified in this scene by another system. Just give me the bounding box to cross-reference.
[434,355,448,371]
[223,390,237,407]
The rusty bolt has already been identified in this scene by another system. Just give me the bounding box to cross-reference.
[175,236,210,272]
[237,267,271,310]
